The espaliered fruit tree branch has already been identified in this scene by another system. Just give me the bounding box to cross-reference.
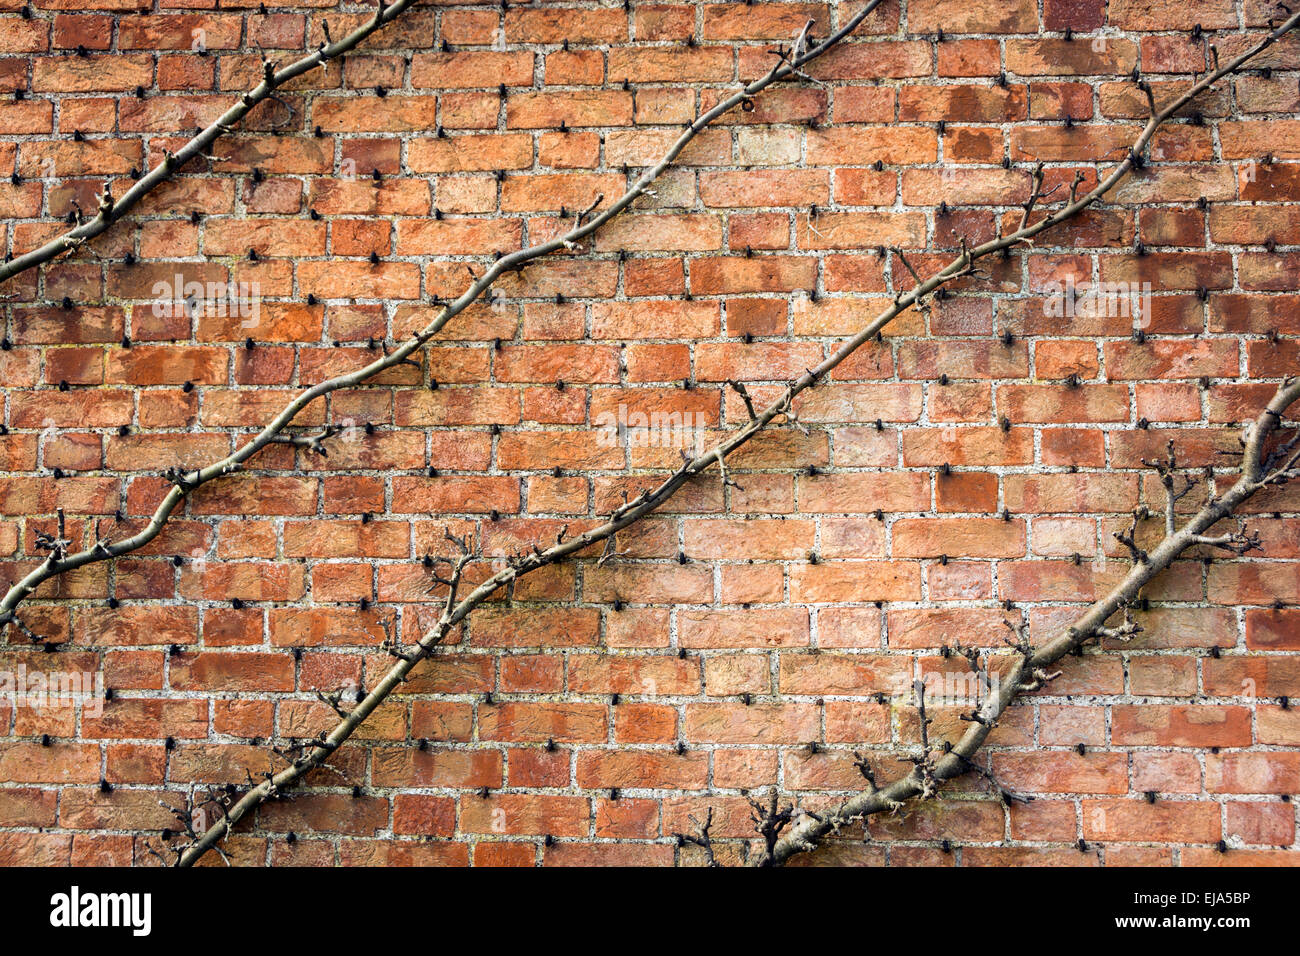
[0,0,422,284]
[744,378,1300,866]
[150,10,1300,867]
[0,0,886,642]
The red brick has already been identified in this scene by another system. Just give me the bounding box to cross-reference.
[1082,799,1220,843]
[1111,706,1252,748]
[0,5,1295,869]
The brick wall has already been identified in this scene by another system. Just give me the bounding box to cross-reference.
[0,0,1297,867]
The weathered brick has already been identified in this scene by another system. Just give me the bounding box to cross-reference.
[0,4,1294,870]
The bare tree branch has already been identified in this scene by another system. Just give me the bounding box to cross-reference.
[164,9,1300,867]
[676,807,720,867]
[755,377,1300,867]
[0,0,889,637]
[0,0,420,283]
[35,1,1284,868]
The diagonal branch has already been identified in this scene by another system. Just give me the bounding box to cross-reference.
[167,9,1300,866]
[0,0,420,284]
[756,377,1300,866]
[0,0,888,634]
